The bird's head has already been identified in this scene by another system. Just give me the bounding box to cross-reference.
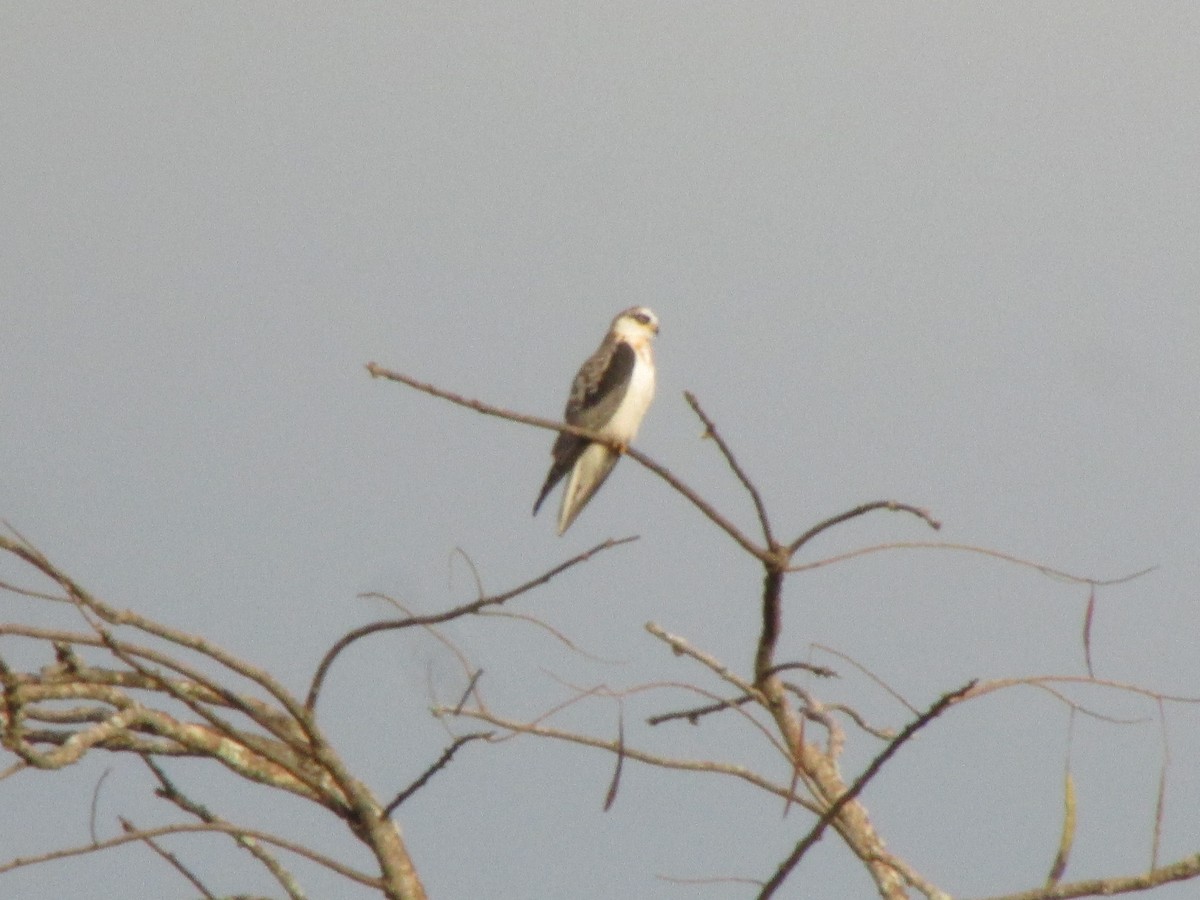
[611,306,660,342]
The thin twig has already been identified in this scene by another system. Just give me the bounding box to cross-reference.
[645,622,764,702]
[1045,709,1076,887]
[1152,698,1169,870]
[969,854,1200,900]
[476,609,624,662]
[306,536,638,710]
[788,501,941,556]
[436,705,820,816]
[782,688,893,741]
[119,816,215,898]
[646,693,756,726]
[143,755,307,900]
[813,644,918,715]
[89,767,112,844]
[449,546,485,598]
[603,710,625,812]
[0,822,382,887]
[0,579,70,603]
[964,675,1200,709]
[764,661,837,680]
[1083,585,1097,678]
[534,673,790,761]
[789,541,1155,587]
[383,733,492,817]
[453,671,483,715]
[683,391,774,545]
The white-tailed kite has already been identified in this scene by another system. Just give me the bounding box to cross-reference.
[533,307,660,534]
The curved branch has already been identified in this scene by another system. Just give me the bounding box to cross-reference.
[788,502,941,556]
[789,541,1155,587]
[965,675,1200,709]
[0,534,330,763]
[305,536,637,710]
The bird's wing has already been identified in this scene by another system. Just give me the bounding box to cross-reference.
[568,339,637,428]
[531,340,636,516]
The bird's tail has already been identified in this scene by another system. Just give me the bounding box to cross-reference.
[556,444,619,534]
[532,465,564,516]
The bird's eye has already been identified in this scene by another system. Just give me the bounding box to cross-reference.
[633,312,650,324]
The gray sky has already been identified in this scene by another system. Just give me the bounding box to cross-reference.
[3,4,1199,898]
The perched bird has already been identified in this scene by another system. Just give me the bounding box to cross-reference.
[532,307,660,534]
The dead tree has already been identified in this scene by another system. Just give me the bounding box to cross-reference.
[2,365,1196,898]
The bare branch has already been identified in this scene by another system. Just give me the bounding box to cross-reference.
[603,711,625,812]
[788,691,894,742]
[1047,712,1077,888]
[964,676,1200,710]
[89,767,112,844]
[0,822,382,888]
[646,692,756,727]
[476,609,624,662]
[143,756,308,900]
[764,661,837,680]
[448,546,485,598]
[537,671,791,761]
[0,537,428,900]
[969,853,1200,900]
[452,671,483,715]
[789,541,1155,587]
[383,732,492,817]
[364,364,770,560]
[1151,699,1169,870]
[645,622,764,702]
[758,681,975,899]
[0,534,334,774]
[436,704,821,816]
[306,536,638,710]
[119,816,216,899]
[812,644,920,715]
[754,565,787,686]
[787,501,941,556]
[1083,586,1097,677]
[0,578,70,603]
[683,391,774,545]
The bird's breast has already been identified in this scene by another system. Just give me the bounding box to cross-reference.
[600,348,655,442]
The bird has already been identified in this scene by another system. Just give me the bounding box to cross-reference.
[532,306,660,535]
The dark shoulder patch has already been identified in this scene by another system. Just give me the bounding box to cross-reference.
[583,342,635,410]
